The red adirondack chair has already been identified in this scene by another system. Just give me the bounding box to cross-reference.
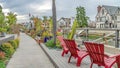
[116,55,120,68]
[83,41,116,68]
[63,39,88,66]
[57,36,69,56]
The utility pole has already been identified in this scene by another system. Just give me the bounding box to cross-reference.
[52,0,57,45]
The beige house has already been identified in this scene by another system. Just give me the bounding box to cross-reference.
[96,5,120,28]
[57,17,75,33]
[57,17,71,29]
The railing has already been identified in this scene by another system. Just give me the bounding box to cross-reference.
[76,28,120,48]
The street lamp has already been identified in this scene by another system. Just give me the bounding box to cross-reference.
[52,0,57,45]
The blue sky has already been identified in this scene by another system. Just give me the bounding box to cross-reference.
[0,0,120,23]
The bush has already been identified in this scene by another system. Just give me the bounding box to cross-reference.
[0,43,15,57]
[56,40,62,48]
[56,44,61,48]
[9,40,17,50]
[45,39,55,47]
[0,60,5,68]
[14,38,20,47]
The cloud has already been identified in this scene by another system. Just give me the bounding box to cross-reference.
[17,15,29,23]
[2,8,10,15]
[29,0,51,13]
[0,0,120,23]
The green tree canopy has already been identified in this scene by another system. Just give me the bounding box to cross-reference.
[6,12,17,25]
[42,16,48,23]
[0,5,5,28]
[76,6,88,27]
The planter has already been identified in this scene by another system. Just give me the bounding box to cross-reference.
[0,32,6,37]
[44,37,49,43]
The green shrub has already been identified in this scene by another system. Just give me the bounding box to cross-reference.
[56,44,61,48]
[0,60,5,68]
[9,40,17,50]
[45,39,55,47]
[0,43,15,57]
[14,38,20,47]
[56,40,61,48]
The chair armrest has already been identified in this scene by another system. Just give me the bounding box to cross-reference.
[76,47,87,51]
[109,54,120,58]
[104,54,109,58]
[76,47,80,51]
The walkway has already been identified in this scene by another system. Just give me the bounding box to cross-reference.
[6,33,55,68]
[40,43,99,68]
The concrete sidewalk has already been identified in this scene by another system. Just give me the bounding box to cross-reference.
[6,33,55,68]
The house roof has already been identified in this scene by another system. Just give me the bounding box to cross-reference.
[62,17,71,23]
[102,5,120,15]
[57,17,71,23]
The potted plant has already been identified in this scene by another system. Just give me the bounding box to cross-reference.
[43,31,49,43]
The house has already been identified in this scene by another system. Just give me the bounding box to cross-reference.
[22,21,34,30]
[96,5,120,28]
[57,17,71,29]
[88,21,96,28]
[57,17,75,33]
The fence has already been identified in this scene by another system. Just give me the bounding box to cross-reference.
[76,28,120,48]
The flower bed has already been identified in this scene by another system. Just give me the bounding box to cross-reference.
[0,38,20,68]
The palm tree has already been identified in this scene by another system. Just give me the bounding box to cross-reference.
[6,12,17,26]
[52,0,57,45]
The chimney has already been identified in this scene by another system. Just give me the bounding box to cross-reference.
[97,5,101,13]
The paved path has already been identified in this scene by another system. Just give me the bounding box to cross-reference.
[6,33,55,68]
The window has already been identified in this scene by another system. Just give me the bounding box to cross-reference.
[112,16,114,20]
[101,17,106,22]
[106,16,109,20]
[115,16,117,20]
[69,22,71,24]
[117,16,120,21]
[100,18,102,21]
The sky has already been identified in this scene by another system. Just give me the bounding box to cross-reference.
[0,0,120,23]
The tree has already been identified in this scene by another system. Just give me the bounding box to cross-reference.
[42,16,48,30]
[67,6,89,39]
[0,5,5,28]
[30,16,42,35]
[48,16,53,36]
[42,16,48,22]
[6,12,17,26]
[68,19,77,39]
[0,5,7,33]
[30,16,41,30]
[76,6,88,27]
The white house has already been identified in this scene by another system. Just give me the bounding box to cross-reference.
[22,21,34,30]
[57,17,75,33]
[96,5,120,28]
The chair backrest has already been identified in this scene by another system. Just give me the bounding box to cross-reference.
[57,36,67,48]
[83,42,105,65]
[116,55,120,68]
[63,39,78,57]
[57,36,64,43]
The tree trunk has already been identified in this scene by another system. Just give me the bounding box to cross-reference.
[52,0,57,45]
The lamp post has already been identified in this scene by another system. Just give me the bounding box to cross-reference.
[52,0,57,45]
